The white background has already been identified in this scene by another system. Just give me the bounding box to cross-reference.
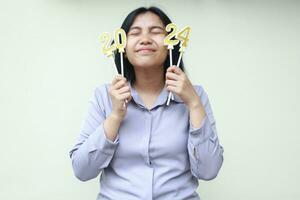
[0,0,299,199]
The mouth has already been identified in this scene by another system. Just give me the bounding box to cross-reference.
[136,48,156,55]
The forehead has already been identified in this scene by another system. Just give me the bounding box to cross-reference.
[131,12,164,28]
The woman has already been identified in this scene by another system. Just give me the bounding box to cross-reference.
[69,7,224,200]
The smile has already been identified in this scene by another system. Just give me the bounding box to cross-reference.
[136,48,156,55]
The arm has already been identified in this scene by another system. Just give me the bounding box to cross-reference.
[187,85,224,180]
[164,66,224,180]
[69,85,121,182]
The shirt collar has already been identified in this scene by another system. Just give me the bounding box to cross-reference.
[129,81,184,110]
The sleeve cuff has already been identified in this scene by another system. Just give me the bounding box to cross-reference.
[189,116,213,146]
[87,123,119,155]
[189,116,207,134]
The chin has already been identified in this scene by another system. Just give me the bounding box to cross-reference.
[135,62,157,68]
[134,56,166,68]
[131,57,154,67]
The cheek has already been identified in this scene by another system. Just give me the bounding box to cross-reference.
[159,51,168,65]
[158,46,168,60]
[125,42,135,57]
[155,35,165,46]
[154,36,167,53]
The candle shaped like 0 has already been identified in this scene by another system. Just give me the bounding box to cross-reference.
[114,28,128,104]
[166,25,192,106]
[114,28,127,77]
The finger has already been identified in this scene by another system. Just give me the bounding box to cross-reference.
[118,92,131,101]
[166,85,177,93]
[112,79,128,90]
[111,74,124,85]
[167,65,177,72]
[127,95,132,101]
[165,79,178,87]
[117,85,130,94]
[125,93,132,102]
[166,71,181,80]
[167,66,182,75]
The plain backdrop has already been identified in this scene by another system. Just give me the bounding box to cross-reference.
[1,0,299,199]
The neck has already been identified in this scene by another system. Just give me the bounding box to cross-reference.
[133,66,165,94]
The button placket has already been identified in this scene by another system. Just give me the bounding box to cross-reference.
[143,110,152,166]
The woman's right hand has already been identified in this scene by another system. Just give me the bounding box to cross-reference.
[108,75,132,121]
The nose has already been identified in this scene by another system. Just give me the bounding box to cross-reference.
[139,34,152,45]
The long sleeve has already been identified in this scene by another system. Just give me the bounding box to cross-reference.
[69,85,119,182]
[187,85,224,181]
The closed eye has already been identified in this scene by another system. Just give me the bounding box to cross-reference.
[128,30,140,36]
[128,27,141,36]
[151,27,165,34]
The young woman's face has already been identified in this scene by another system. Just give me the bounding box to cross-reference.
[125,12,168,70]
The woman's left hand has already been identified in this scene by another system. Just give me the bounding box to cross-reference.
[165,66,201,109]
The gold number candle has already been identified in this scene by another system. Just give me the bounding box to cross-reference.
[100,30,127,107]
[100,32,116,58]
[164,23,179,49]
[114,28,127,77]
[114,28,128,104]
[166,25,192,106]
[176,26,191,53]
[164,23,179,67]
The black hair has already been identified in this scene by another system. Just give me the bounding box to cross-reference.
[114,6,185,84]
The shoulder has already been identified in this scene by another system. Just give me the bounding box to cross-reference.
[192,84,206,97]
[192,84,216,125]
[93,83,110,96]
[90,83,112,109]
[192,84,211,106]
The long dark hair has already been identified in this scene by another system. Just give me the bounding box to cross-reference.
[114,7,185,84]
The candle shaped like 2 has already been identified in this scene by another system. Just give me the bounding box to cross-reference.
[164,23,180,66]
[164,23,180,102]
[99,32,118,73]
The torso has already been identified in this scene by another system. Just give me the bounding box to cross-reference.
[139,94,157,110]
[133,85,164,110]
